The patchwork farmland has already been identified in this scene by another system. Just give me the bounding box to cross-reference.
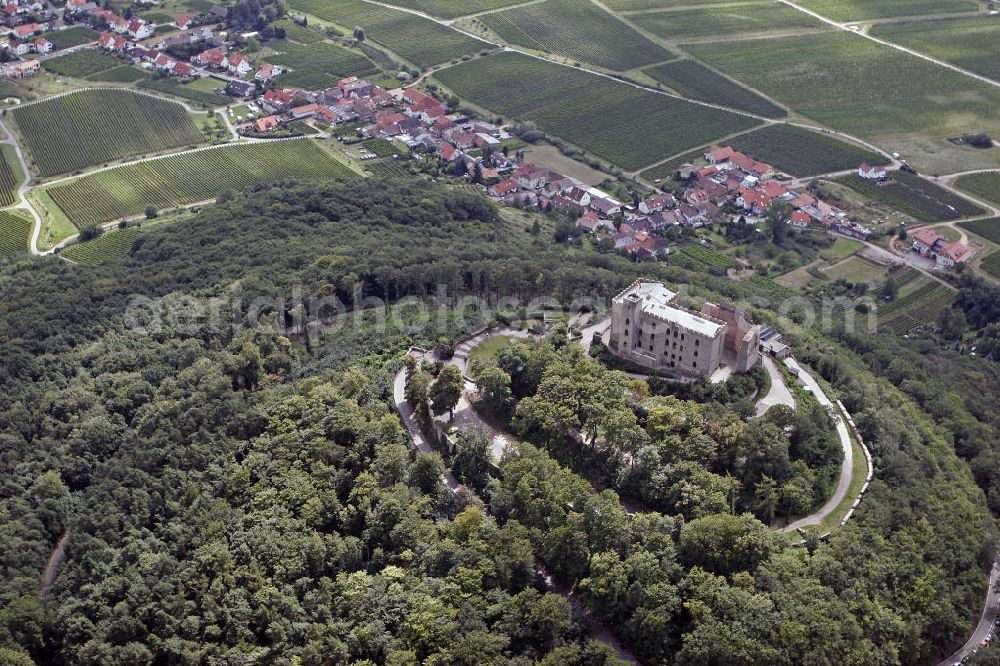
[725,124,889,177]
[630,2,827,40]
[835,170,984,223]
[46,139,356,228]
[377,0,531,19]
[0,144,25,208]
[644,60,785,118]
[795,0,979,21]
[869,17,1000,83]
[954,173,1000,208]
[269,40,378,90]
[481,0,673,71]
[62,226,144,264]
[11,90,205,178]
[434,52,759,171]
[959,217,1000,244]
[0,210,31,257]
[286,0,489,67]
[684,32,1000,170]
[876,281,956,334]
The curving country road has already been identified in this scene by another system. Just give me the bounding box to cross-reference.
[780,357,859,533]
[938,559,1000,665]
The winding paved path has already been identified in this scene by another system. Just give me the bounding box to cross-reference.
[937,559,999,665]
[755,355,795,416]
[779,357,857,533]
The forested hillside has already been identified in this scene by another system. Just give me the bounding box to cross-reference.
[0,180,997,665]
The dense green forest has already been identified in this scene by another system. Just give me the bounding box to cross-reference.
[0,179,997,665]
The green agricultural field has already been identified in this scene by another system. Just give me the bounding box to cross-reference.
[954,172,1000,207]
[378,0,530,19]
[630,1,826,40]
[91,65,148,83]
[835,171,984,223]
[47,139,356,228]
[823,256,889,283]
[0,144,24,208]
[644,59,785,118]
[603,0,728,9]
[42,50,123,78]
[46,26,100,49]
[269,39,378,89]
[481,0,672,70]
[137,77,230,107]
[274,19,325,43]
[725,124,889,177]
[870,17,1000,83]
[959,217,1000,243]
[435,52,758,171]
[876,281,955,334]
[361,138,403,157]
[639,147,705,184]
[287,0,489,67]
[11,89,205,178]
[684,32,1000,168]
[364,159,411,177]
[61,226,143,264]
[0,210,31,257]
[796,0,978,21]
[980,251,1000,278]
[676,244,737,269]
[0,80,24,100]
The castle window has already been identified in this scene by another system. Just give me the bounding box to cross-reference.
[695,339,700,347]
[694,351,698,357]
[681,334,685,342]
[693,361,697,368]
[625,318,630,326]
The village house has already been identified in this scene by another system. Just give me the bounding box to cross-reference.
[936,241,973,269]
[98,31,129,51]
[195,47,227,69]
[128,19,154,39]
[226,79,255,98]
[32,36,50,52]
[912,228,944,256]
[0,57,38,78]
[255,63,282,81]
[226,53,251,77]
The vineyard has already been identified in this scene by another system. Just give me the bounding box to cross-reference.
[643,60,785,118]
[377,0,528,18]
[47,139,356,228]
[675,244,737,270]
[0,210,30,257]
[12,89,205,177]
[481,0,672,71]
[46,26,100,49]
[726,124,889,177]
[870,17,999,83]
[979,251,1000,278]
[62,226,142,265]
[796,0,977,21]
[286,0,488,67]
[632,2,825,40]
[365,159,410,177]
[42,51,125,79]
[435,52,758,171]
[0,144,24,207]
[270,39,378,90]
[97,66,148,82]
[360,138,402,157]
[835,171,984,223]
[273,19,324,43]
[876,280,955,334]
[639,148,705,184]
[137,78,230,107]
[958,217,1000,244]
[684,32,1000,148]
[747,274,797,297]
[954,172,1000,207]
